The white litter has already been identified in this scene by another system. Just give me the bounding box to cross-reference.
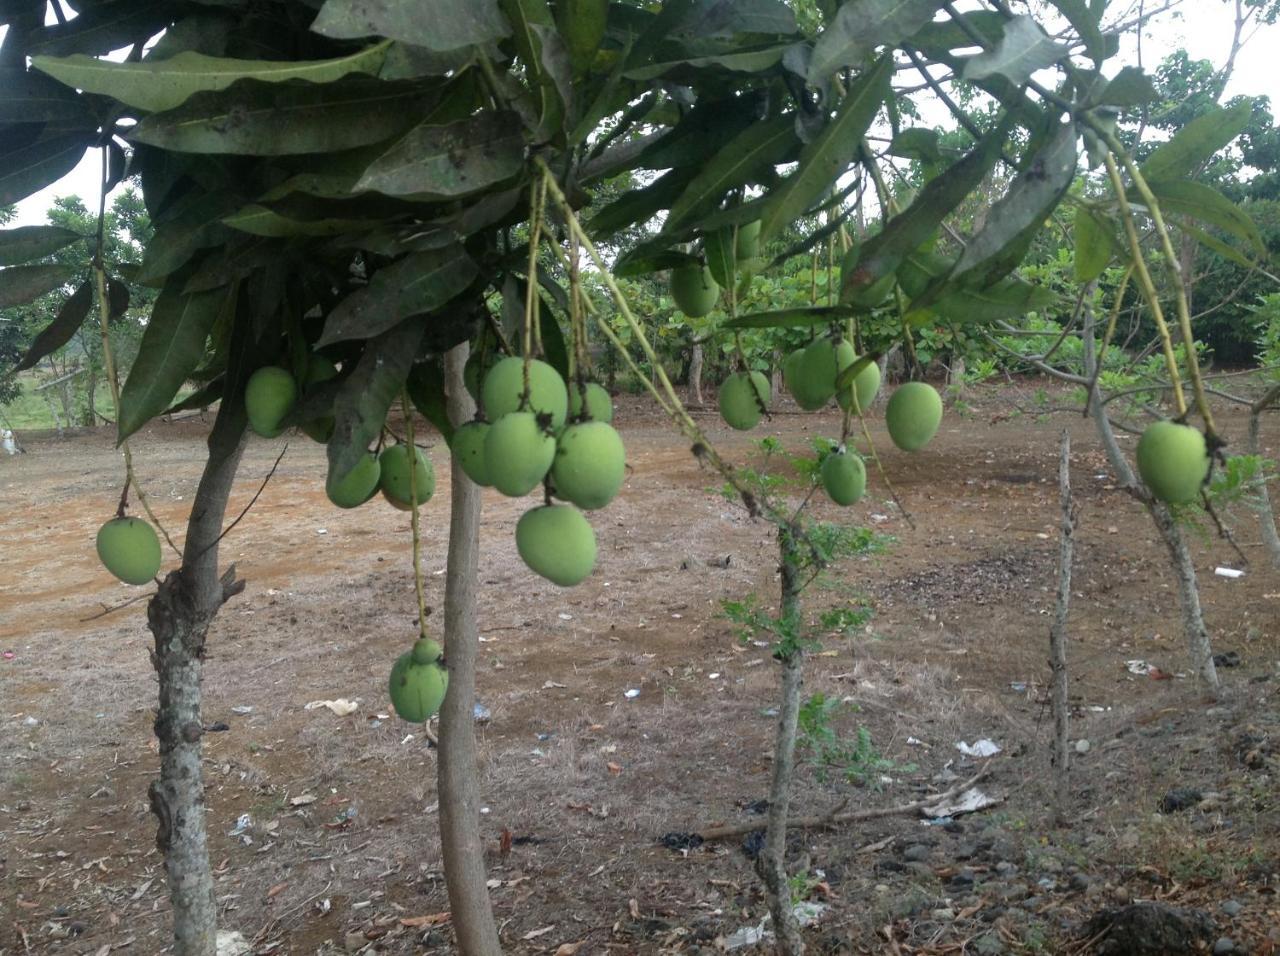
[1126,659,1156,676]
[305,699,359,716]
[1215,566,1245,579]
[722,902,827,950]
[624,688,640,699]
[216,930,252,956]
[907,736,927,747]
[955,739,1001,758]
[922,787,1000,820]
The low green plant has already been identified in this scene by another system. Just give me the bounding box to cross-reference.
[796,693,914,785]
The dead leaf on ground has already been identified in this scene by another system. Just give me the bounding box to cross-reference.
[290,793,317,806]
[554,944,583,956]
[266,882,288,899]
[629,898,641,919]
[606,761,622,775]
[523,924,555,940]
[400,912,451,928]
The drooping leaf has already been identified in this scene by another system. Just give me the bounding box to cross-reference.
[1091,65,1157,107]
[634,96,759,170]
[758,55,890,243]
[378,41,483,80]
[663,111,797,234]
[0,262,75,308]
[624,44,790,82]
[1074,205,1115,282]
[13,279,92,372]
[0,68,95,125]
[1178,222,1260,270]
[117,281,230,441]
[924,278,1054,325]
[841,118,1009,302]
[354,111,525,197]
[33,42,391,114]
[1045,0,1105,64]
[539,306,569,382]
[129,76,433,155]
[0,131,92,206]
[164,376,223,415]
[909,9,1005,58]
[808,0,944,85]
[947,120,1078,288]
[1139,100,1252,182]
[499,0,565,139]
[406,359,454,443]
[962,15,1069,87]
[0,225,82,266]
[671,0,797,38]
[137,191,242,285]
[722,305,859,329]
[28,2,173,58]
[588,167,696,237]
[312,0,511,52]
[613,247,699,278]
[1129,179,1266,256]
[221,205,385,238]
[888,128,943,164]
[702,229,735,289]
[317,246,479,346]
[328,318,426,483]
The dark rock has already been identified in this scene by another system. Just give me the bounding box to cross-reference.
[1069,872,1092,892]
[904,861,935,879]
[950,867,977,888]
[997,882,1029,902]
[1220,900,1243,918]
[1084,902,1216,955]
[875,858,905,875]
[740,830,765,859]
[660,832,704,852]
[954,842,979,860]
[995,860,1019,877]
[1213,938,1236,955]
[1213,651,1241,668]
[903,844,932,863]
[1159,788,1204,814]
[979,906,1006,923]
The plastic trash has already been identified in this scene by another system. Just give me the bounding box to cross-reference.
[624,688,640,699]
[304,699,359,716]
[955,739,1001,758]
[922,787,999,820]
[1215,567,1245,579]
[473,703,492,722]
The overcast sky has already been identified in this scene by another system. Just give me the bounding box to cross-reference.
[8,1,1280,228]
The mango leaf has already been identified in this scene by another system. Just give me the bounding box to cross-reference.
[33,42,391,115]
[129,76,432,155]
[0,131,92,206]
[0,68,95,125]
[663,112,797,234]
[614,247,698,278]
[1045,0,1105,64]
[355,110,525,197]
[1091,65,1156,107]
[841,118,1009,302]
[28,2,173,58]
[588,167,696,237]
[947,121,1078,288]
[923,278,1054,325]
[1178,222,1261,270]
[1140,100,1252,182]
[758,55,890,244]
[164,376,223,415]
[962,15,1068,87]
[117,281,230,441]
[499,0,564,139]
[722,305,859,329]
[635,96,758,170]
[312,0,511,52]
[888,128,943,164]
[909,9,1004,58]
[378,41,482,80]
[1128,179,1266,256]
[13,279,92,372]
[671,0,797,37]
[624,45,790,82]
[808,0,943,85]
[702,229,735,289]
[0,262,74,308]
[221,205,384,238]
[406,359,454,443]
[0,225,82,266]
[1074,205,1116,282]
[137,191,242,285]
[318,245,479,346]
[328,318,426,483]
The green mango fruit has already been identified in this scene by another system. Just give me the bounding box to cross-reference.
[327,451,381,508]
[552,421,625,510]
[1136,420,1210,504]
[388,644,448,723]
[482,356,569,431]
[484,412,556,497]
[736,219,762,260]
[96,516,162,585]
[516,504,597,586]
[885,382,943,451]
[557,0,608,73]
[379,444,435,510]
[821,450,867,506]
[245,366,297,438]
[835,350,881,414]
[568,382,613,423]
[450,420,492,486]
[718,371,771,430]
[670,264,720,318]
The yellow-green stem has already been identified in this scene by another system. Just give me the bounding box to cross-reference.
[401,391,428,640]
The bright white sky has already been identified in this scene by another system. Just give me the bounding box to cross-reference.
[8,0,1280,227]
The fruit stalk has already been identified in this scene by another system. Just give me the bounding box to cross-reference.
[401,392,429,638]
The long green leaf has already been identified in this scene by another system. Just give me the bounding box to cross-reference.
[1128,179,1266,256]
[33,42,391,114]
[312,0,511,51]
[13,280,92,372]
[354,111,525,197]
[1045,0,1105,64]
[722,305,859,329]
[758,56,890,243]
[0,262,74,308]
[0,131,91,206]
[129,76,432,155]
[0,225,82,266]
[924,279,1054,325]
[499,0,564,139]
[317,245,479,346]
[962,15,1068,87]
[406,359,454,443]
[29,2,172,58]
[635,96,758,170]
[702,229,735,289]
[0,68,95,125]
[588,168,696,238]
[624,45,789,82]
[614,247,699,279]
[328,318,426,482]
[221,205,384,238]
[1074,205,1115,282]
[1090,65,1157,108]
[1140,101,1252,182]
[117,281,229,441]
[137,191,242,285]
[664,112,797,234]
[808,0,944,84]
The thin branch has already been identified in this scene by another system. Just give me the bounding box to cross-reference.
[194,442,289,560]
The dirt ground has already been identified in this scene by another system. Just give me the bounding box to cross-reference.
[2,382,1279,955]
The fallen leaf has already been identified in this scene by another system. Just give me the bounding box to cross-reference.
[542,680,567,689]
[400,912,451,928]
[304,699,359,716]
[523,925,556,940]
[606,762,622,775]
[266,882,288,899]
[290,793,317,806]
[499,828,512,856]
[554,944,583,956]
[629,898,641,919]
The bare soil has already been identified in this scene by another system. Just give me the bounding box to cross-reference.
[2,383,1279,955]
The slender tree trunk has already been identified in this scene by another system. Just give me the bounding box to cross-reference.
[770,349,783,412]
[759,528,805,955]
[688,343,704,408]
[1049,430,1073,827]
[1248,388,1280,567]
[1081,294,1219,692]
[438,342,502,955]
[148,410,247,956]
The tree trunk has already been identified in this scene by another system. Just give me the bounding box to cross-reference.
[1081,293,1219,692]
[1248,391,1280,568]
[688,343,704,408]
[148,409,247,956]
[759,528,805,955]
[438,342,502,955]
[770,349,783,412]
[1049,430,1073,827]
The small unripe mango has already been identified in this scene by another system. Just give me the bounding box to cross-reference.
[516,504,597,586]
[245,366,297,438]
[96,516,162,585]
[821,450,866,506]
[1136,420,1210,504]
[719,371,771,430]
[482,356,569,430]
[450,420,492,486]
[552,421,625,510]
[568,382,613,423]
[670,264,720,317]
[327,452,381,508]
[388,647,448,723]
[484,412,556,497]
[885,382,943,451]
[736,220,762,260]
[379,444,435,510]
